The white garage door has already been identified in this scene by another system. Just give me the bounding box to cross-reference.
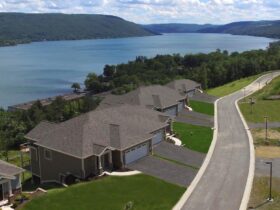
[152,129,164,145]
[178,102,184,112]
[164,106,177,116]
[125,143,149,164]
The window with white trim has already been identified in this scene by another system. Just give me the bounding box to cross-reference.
[44,149,52,160]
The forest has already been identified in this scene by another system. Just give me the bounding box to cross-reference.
[84,41,280,94]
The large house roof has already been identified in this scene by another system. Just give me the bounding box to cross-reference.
[99,85,185,110]
[0,160,24,180]
[166,79,201,94]
[25,105,170,159]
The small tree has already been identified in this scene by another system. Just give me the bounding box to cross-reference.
[71,83,81,93]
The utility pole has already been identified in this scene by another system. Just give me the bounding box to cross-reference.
[264,116,268,141]
[265,161,273,202]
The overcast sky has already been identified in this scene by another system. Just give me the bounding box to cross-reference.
[0,0,279,24]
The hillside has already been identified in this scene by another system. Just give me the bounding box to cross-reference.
[0,13,155,46]
[198,20,280,39]
[143,23,216,33]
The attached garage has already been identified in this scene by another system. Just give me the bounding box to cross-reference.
[163,106,177,116]
[152,129,165,145]
[178,101,184,112]
[125,142,149,164]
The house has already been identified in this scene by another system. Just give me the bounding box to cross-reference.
[166,79,202,99]
[98,85,186,116]
[0,160,24,205]
[25,105,171,184]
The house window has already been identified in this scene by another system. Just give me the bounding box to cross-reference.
[44,149,52,160]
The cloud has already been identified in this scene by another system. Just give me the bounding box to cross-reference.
[0,0,279,24]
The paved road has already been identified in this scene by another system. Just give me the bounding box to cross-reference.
[182,72,280,210]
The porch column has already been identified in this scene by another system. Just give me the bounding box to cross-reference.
[98,156,102,173]
[8,180,12,196]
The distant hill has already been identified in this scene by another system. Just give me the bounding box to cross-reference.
[0,13,155,46]
[144,21,280,39]
[198,20,280,39]
[143,23,217,33]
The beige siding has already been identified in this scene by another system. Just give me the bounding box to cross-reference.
[84,156,98,177]
[38,146,83,182]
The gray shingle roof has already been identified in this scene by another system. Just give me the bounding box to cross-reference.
[166,79,201,94]
[98,85,185,110]
[25,105,170,158]
[0,160,24,179]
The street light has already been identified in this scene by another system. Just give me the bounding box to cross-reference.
[265,161,273,202]
[264,116,268,141]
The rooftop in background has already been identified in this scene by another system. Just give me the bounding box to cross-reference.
[98,85,185,110]
[0,160,25,180]
[166,79,201,94]
[7,91,89,112]
[25,104,170,158]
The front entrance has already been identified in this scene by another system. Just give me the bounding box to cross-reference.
[0,184,3,201]
[101,152,112,171]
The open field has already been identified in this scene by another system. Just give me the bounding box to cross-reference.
[248,176,280,210]
[173,122,213,153]
[251,128,280,146]
[21,174,185,210]
[206,73,263,97]
[255,146,280,159]
[239,75,280,123]
[189,100,214,116]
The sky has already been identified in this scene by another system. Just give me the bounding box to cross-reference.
[0,0,279,24]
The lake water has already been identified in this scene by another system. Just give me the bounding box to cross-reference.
[0,33,275,108]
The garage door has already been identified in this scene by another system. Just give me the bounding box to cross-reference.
[178,102,184,112]
[125,143,149,164]
[152,130,164,145]
[164,106,177,116]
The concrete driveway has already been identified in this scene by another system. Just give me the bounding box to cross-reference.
[176,110,214,127]
[255,157,280,178]
[127,156,198,187]
[154,142,205,168]
[181,72,280,210]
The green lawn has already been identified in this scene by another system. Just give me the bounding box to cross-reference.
[22,174,185,210]
[239,75,280,122]
[173,122,213,153]
[207,74,264,97]
[189,100,214,116]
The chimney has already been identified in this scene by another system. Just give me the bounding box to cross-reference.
[109,124,121,148]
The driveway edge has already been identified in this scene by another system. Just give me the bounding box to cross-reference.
[172,97,221,210]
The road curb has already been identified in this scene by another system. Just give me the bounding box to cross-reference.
[237,71,280,210]
[172,96,221,210]
[235,98,255,210]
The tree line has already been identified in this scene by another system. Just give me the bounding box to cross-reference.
[0,96,100,160]
[84,41,280,94]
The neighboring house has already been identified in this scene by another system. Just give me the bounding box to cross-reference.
[166,79,202,101]
[25,105,171,184]
[98,85,186,116]
[0,160,24,204]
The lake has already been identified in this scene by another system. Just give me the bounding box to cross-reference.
[0,33,275,108]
